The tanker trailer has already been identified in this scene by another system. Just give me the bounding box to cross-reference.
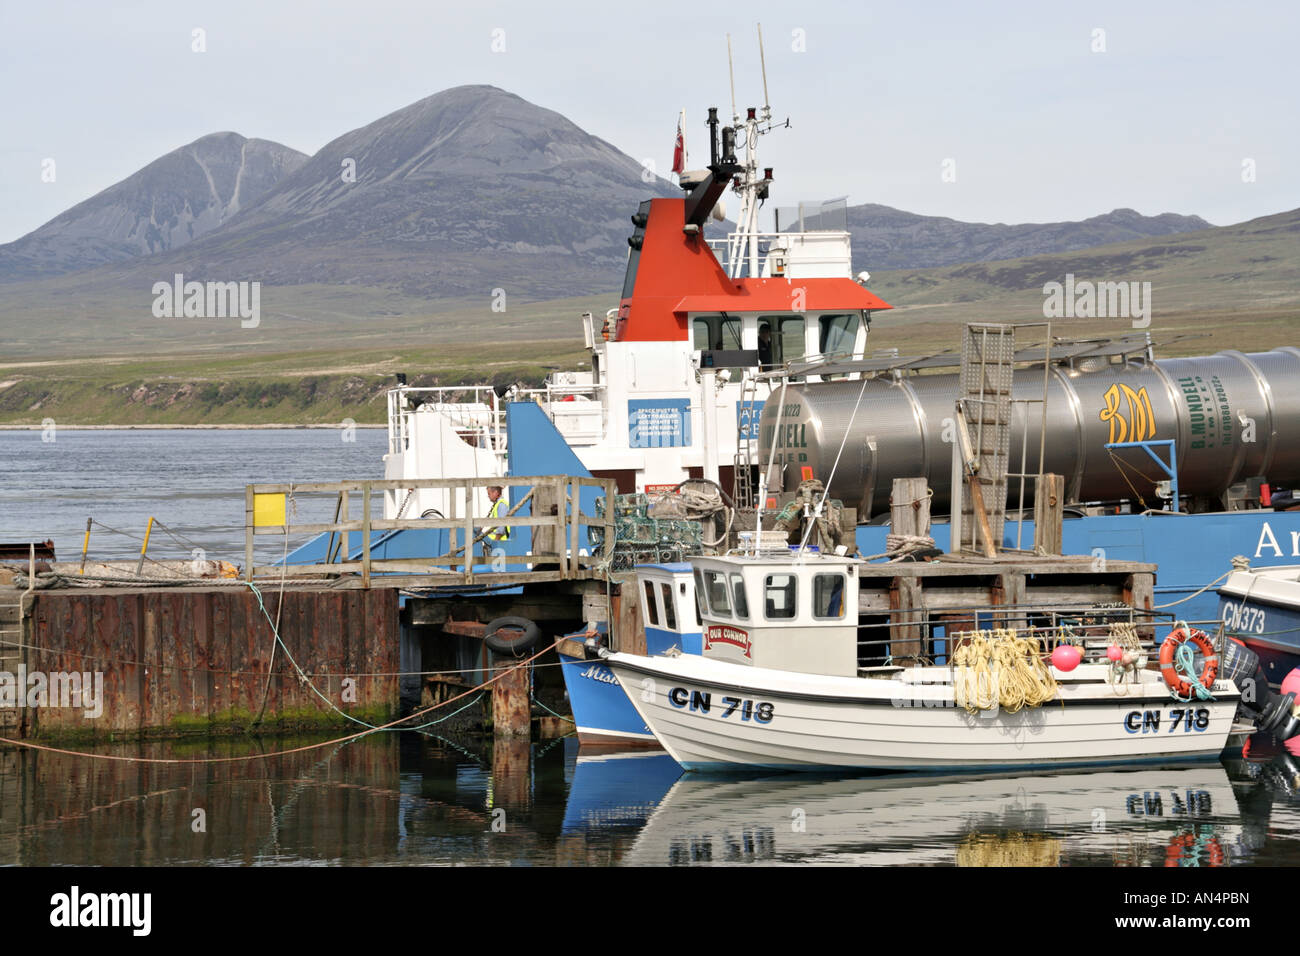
[757,346,1300,519]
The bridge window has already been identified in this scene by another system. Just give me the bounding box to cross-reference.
[813,574,846,619]
[661,583,677,630]
[758,315,805,368]
[693,569,709,619]
[704,570,732,618]
[731,574,750,620]
[818,313,860,357]
[691,314,746,355]
[764,574,797,620]
[643,581,659,626]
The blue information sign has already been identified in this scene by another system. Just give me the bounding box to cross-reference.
[628,399,692,448]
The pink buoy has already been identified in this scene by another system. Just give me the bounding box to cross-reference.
[1281,668,1300,700]
[1107,645,1123,662]
[1052,645,1083,672]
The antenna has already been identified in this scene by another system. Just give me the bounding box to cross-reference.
[726,33,738,124]
[757,23,770,120]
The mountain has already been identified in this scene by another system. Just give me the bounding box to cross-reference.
[848,204,1212,273]
[0,133,307,279]
[866,206,1300,332]
[100,85,682,299]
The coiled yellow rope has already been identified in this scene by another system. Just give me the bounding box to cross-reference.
[951,629,1059,714]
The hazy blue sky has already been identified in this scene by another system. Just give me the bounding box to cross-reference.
[2,0,1296,243]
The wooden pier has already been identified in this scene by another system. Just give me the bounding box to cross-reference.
[0,472,1172,742]
[0,474,617,741]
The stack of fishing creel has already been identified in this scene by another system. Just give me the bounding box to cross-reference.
[592,492,705,571]
[950,629,1060,714]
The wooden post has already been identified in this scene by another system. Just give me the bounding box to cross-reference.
[339,490,349,565]
[889,574,924,665]
[568,479,581,577]
[244,487,255,581]
[889,478,931,542]
[1033,473,1065,556]
[464,484,475,583]
[533,480,557,561]
[361,484,372,589]
[491,656,531,738]
[968,476,998,558]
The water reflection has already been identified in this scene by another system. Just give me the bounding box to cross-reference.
[3,732,1300,866]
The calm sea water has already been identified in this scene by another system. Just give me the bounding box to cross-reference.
[4,428,1300,866]
[3,733,1300,866]
[0,428,387,565]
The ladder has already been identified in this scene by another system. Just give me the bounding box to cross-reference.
[955,324,1015,555]
[733,373,761,508]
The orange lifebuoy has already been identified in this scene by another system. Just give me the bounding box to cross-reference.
[1159,627,1218,699]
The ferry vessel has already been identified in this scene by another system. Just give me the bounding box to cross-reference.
[373,89,1300,634]
[381,98,888,524]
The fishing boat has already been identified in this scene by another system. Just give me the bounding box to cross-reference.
[596,550,1249,773]
[558,562,701,746]
[1218,563,1300,683]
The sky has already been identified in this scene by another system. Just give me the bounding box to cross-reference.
[1,0,1296,243]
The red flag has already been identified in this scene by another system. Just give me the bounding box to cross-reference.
[671,113,686,175]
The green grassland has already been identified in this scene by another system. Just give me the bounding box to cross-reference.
[1,208,1295,426]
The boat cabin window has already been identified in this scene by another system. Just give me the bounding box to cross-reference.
[818,313,860,357]
[693,569,708,618]
[691,314,746,358]
[692,319,711,351]
[660,583,677,630]
[758,315,805,369]
[643,581,659,627]
[687,581,701,625]
[764,573,797,620]
[704,570,732,618]
[813,573,847,619]
[730,573,750,620]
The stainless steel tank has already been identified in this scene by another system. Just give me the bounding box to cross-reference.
[757,347,1300,516]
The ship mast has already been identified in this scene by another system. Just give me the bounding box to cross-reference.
[725,24,788,279]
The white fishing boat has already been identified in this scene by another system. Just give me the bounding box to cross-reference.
[597,552,1243,772]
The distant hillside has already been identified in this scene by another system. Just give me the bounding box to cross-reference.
[0,133,306,279]
[848,204,1211,272]
[865,206,1300,345]
[93,85,682,299]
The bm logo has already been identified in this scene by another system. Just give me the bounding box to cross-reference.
[1100,383,1156,444]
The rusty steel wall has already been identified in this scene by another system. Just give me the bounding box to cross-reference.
[17,588,399,738]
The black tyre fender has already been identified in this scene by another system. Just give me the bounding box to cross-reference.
[483,616,542,655]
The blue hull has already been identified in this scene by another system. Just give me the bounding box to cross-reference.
[559,623,703,746]
[1218,593,1300,685]
[858,510,1300,627]
[559,651,657,746]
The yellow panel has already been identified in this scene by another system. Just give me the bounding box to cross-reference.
[253,493,286,527]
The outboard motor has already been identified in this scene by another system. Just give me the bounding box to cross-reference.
[1220,639,1300,739]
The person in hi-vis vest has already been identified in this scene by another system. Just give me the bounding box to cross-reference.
[483,485,509,559]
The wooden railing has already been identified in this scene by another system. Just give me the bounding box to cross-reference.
[244,475,616,588]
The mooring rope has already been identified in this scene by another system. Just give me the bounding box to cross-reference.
[0,639,561,765]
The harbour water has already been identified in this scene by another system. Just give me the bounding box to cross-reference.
[3,734,1300,866]
[5,429,1300,867]
[0,428,386,564]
